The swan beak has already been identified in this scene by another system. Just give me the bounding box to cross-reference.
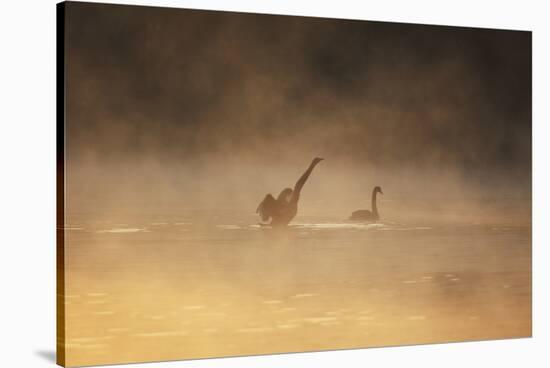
[380,190,384,195]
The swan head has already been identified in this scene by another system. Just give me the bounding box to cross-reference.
[312,157,324,165]
[374,186,383,195]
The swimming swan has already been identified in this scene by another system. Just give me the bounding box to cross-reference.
[349,186,383,222]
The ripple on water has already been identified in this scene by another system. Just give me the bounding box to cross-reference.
[275,307,296,313]
[133,331,188,338]
[408,315,426,321]
[199,312,227,317]
[96,228,149,234]
[87,293,107,297]
[182,305,205,310]
[64,227,84,231]
[65,343,109,350]
[149,315,165,320]
[277,324,299,329]
[377,226,432,231]
[64,294,81,299]
[216,225,241,230]
[107,328,130,333]
[294,223,385,230]
[292,293,318,298]
[301,317,338,324]
[93,311,115,316]
[357,316,375,321]
[237,327,272,333]
[320,321,340,326]
[68,336,115,343]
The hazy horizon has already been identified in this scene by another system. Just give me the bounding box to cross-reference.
[65,2,531,221]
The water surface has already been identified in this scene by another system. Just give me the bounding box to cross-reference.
[62,211,531,366]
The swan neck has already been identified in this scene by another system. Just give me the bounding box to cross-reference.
[371,189,379,218]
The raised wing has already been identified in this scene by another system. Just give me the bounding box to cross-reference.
[256,194,277,222]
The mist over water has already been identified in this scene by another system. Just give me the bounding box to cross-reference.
[64,2,531,224]
[62,2,531,366]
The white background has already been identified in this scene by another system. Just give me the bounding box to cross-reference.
[0,0,548,367]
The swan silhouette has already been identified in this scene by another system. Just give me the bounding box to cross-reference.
[256,157,324,227]
[349,186,383,222]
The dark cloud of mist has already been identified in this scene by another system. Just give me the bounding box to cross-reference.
[64,2,531,218]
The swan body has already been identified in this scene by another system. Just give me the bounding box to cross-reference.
[349,186,383,222]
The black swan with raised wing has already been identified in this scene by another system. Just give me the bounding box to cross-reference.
[256,157,324,227]
[349,186,383,222]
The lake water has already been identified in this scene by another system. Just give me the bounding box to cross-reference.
[61,211,531,366]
